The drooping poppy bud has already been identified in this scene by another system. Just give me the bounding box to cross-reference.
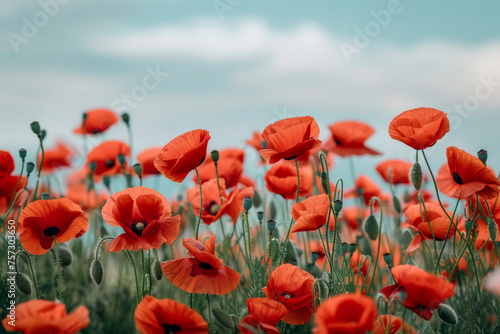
[410,162,423,190]
[438,303,458,325]
[15,272,32,295]
[364,214,379,240]
[212,308,234,329]
[30,122,41,135]
[90,259,104,285]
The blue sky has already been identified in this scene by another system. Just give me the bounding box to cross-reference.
[1,1,500,194]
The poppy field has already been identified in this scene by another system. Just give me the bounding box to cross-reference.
[1,107,500,334]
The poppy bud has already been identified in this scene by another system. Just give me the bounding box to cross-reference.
[212,308,234,329]
[333,200,343,214]
[477,149,488,166]
[133,163,143,177]
[210,150,219,163]
[257,211,264,223]
[438,303,458,325]
[52,246,73,266]
[82,112,88,121]
[393,195,402,214]
[243,196,253,211]
[88,161,97,173]
[403,189,410,203]
[41,192,50,200]
[269,201,277,219]
[152,260,163,281]
[341,242,348,254]
[261,140,267,149]
[121,112,130,125]
[284,241,298,265]
[240,274,246,286]
[90,259,104,285]
[30,121,41,135]
[15,272,32,295]
[320,171,330,194]
[40,130,47,141]
[488,218,498,241]
[26,162,35,175]
[347,243,357,254]
[267,219,276,233]
[465,220,471,234]
[383,253,392,268]
[117,154,126,166]
[253,190,262,208]
[364,214,379,240]
[19,148,27,159]
[269,238,280,262]
[176,192,183,202]
[410,162,423,190]
[103,175,111,189]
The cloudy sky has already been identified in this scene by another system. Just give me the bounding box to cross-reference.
[2,1,500,192]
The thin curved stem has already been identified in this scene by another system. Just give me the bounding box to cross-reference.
[194,168,203,240]
[16,251,40,299]
[434,197,461,274]
[52,236,64,302]
[32,135,44,201]
[367,198,383,295]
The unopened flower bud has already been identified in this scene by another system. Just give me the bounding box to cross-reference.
[117,154,126,166]
[488,218,498,241]
[320,171,329,194]
[210,150,219,163]
[383,253,392,267]
[393,195,402,214]
[153,260,163,281]
[411,162,423,190]
[30,121,41,135]
[121,112,130,125]
[438,303,458,325]
[90,259,104,285]
[212,308,234,329]
[103,175,111,189]
[89,161,97,172]
[40,130,46,141]
[15,272,32,295]
[364,214,379,240]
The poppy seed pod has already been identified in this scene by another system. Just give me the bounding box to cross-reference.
[41,192,50,200]
[364,214,379,240]
[40,130,47,141]
[347,243,357,254]
[383,253,392,268]
[257,211,264,222]
[477,149,488,166]
[267,219,276,233]
[15,272,32,295]
[121,112,130,125]
[30,121,41,135]
[438,303,458,325]
[334,200,343,214]
[117,154,126,166]
[410,162,423,190]
[133,163,143,177]
[210,150,219,163]
[341,242,348,254]
[103,175,111,188]
[243,196,253,211]
[26,162,35,175]
[19,148,27,159]
[88,161,97,173]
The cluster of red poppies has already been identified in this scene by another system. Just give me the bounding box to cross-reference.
[1,107,500,333]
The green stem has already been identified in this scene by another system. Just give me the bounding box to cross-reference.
[278,158,300,265]
[419,198,438,260]
[124,250,141,305]
[7,158,24,209]
[141,249,145,299]
[52,236,64,301]
[32,135,45,201]
[367,198,383,295]
[434,197,461,274]
[16,251,40,299]
[207,294,212,333]
[194,168,203,239]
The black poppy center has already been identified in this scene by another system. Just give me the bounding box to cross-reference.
[453,171,463,185]
[199,262,213,270]
[284,155,299,161]
[333,135,343,146]
[280,290,296,299]
[163,323,181,333]
[43,226,60,237]
[105,159,115,168]
[130,218,148,236]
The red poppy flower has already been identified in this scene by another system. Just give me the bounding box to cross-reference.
[161,235,240,295]
[376,160,412,185]
[239,298,288,334]
[265,162,313,200]
[324,121,380,157]
[349,250,370,277]
[373,315,417,334]
[74,108,118,135]
[134,295,208,334]
[466,194,500,223]
[313,294,377,334]
[194,148,244,188]
[0,150,15,178]
[137,147,162,176]
[18,198,88,255]
[402,202,456,252]
[187,178,253,226]
[246,131,265,152]
[345,175,388,206]
[339,207,368,230]
[39,142,72,173]
[388,107,450,150]
[437,147,500,200]
[154,129,211,183]
[2,300,89,334]
[86,140,130,180]
[66,184,108,211]
[290,194,333,233]
[259,116,322,164]
[262,263,315,325]
[0,175,26,215]
[102,186,180,252]
[381,264,455,320]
